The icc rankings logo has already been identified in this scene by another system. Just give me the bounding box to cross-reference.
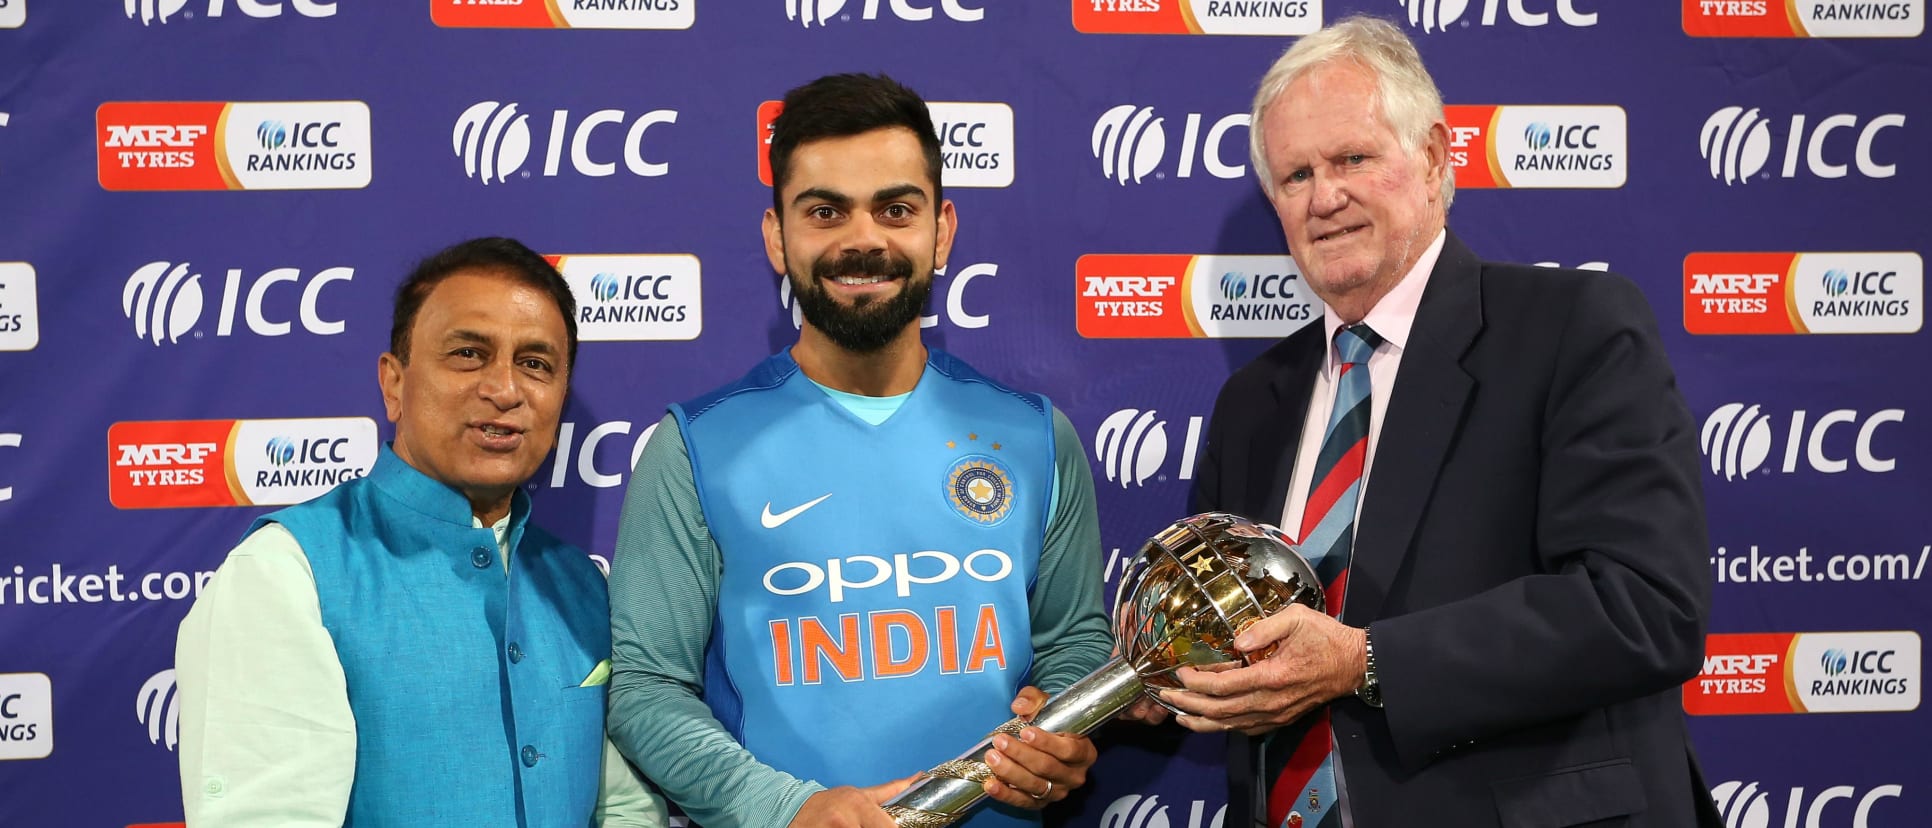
[0,672,52,761]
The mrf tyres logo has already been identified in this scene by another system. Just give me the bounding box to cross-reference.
[1685,0,1923,38]
[1072,0,1319,36]
[432,0,692,29]
[1685,631,1920,715]
[1700,403,1904,481]
[1077,254,1317,338]
[1699,107,1906,185]
[109,418,377,509]
[453,101,676,184]
[1683,252,1921,335]
[1094,409,1203,488]
[97,101,370,191]
[1091,105,1249,185]
[122,261,353,345]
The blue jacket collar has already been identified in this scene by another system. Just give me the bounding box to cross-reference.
[366,442,530,532]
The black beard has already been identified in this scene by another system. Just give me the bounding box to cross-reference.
[792,250,928,353]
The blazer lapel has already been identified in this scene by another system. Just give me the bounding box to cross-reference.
[1344,232,1483,623]
[1252,328,1325,524]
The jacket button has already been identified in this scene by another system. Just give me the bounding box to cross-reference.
[521,745,540,767]
[471,547,493,569]
[507,642,524,664]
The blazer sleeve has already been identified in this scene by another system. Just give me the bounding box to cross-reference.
[1374,273,1712,769]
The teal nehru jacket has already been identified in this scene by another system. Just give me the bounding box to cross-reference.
[263,445,610,826]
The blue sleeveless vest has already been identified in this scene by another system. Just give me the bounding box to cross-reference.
[257,445,608,828]
[677,350,1056,828]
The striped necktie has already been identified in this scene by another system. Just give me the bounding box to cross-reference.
[1262,323,1382,828]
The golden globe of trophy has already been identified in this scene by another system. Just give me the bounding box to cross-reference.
[882,512,1326,827]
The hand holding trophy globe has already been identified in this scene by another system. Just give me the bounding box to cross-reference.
[882,512,1326,827]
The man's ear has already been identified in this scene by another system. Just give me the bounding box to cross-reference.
[933,199,958,272]
[377,352,405,425]
[763,208,787,275]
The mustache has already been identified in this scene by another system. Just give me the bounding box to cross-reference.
[812,250,916,282]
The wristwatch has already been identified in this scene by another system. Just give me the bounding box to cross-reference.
[1356,625,1383,708]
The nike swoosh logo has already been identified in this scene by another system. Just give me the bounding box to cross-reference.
[760,493,833,529]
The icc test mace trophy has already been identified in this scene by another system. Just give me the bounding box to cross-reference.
[882,512,1326,827]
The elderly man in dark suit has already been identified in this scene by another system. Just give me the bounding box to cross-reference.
[1154,15,1722,828]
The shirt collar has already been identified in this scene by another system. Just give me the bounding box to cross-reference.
[1318,229,1447,373]
[368,442,530,532]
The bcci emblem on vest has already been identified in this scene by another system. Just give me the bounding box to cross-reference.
[946,454,1014,526]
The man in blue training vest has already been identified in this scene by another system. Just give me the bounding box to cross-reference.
[607,74,1114,828]
[175,237,666,827]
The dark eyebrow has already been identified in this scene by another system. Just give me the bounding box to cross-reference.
[792,187,853,209]
[445,329,493,347]
[873,184,928,204]
[445,329,557,357]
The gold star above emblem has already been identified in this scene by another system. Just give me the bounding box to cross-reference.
[946,441,956,449]
[968,478,995,503]
[1188,555,1215,576]
[968,433,977,441]
[991,442,1002,450]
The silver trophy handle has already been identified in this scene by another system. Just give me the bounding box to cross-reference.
[882,658,1146,827]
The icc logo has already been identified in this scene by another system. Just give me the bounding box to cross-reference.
[1091,105,1248,186]
[547,420,660,489]
[1700,107,1905,185]
[591,273,622,302]
[137,669,179,752]
[786,0,983,26]
[1101,795,1226,828]
[122,261,354,345]
[1821,268,1898,298]
[1095,409,1203,488]
[1700,403,1904,481]
[1710,780,1903,828]
[125,0,335,25]
[256,119,340,150]
[453,101,677,185]
[0,432,17,503]
[1402,0,1597,31]
[1217,271,1300,303]
[266,435,350,466]
[1524,122,1598,151]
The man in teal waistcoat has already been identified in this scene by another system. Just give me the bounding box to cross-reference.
[607,74,1114,828]
[174,237,666,827]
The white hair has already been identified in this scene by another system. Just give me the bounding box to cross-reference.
[1247,15,1455,209]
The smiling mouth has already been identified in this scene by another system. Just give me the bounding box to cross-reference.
[1316,226,1365,243]
[473,422,528,443]
[829,273,895,287]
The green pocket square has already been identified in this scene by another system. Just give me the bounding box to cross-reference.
[580,659,612,687]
